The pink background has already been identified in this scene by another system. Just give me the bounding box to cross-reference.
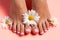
[0,0,60,40]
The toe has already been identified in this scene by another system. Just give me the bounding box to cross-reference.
[47,19,51,22]
[42,22,47,32]
[25,24,31,35]
[31,25,39,35]
[12,21,17,33]
[9,22,13,30]
[45,20,49,30]
[17,22,20,34]
[20,23,24,36]
[9,19,13,30]
[38,22,44,35]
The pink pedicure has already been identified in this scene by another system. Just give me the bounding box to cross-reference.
[31,29,39,35]
[34,29,39,33]
[20,32,24,36]
[40,31,44,35]
[26,28,31,32]
[13,31,16,33]
[25,29,31,35]
[45,30,47,32]
[17,32,20,34]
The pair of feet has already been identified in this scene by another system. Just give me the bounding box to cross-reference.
[10,0,51,35]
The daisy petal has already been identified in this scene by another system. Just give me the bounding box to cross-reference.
[23,10,40,25]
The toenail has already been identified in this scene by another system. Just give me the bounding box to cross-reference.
[26,29,31,32]
[20,32,24,36]
[47,27,50,30]
[13,31,16,33]
[40,31,44,34]
[34,29,39,33]
[45,30,47,32]
[17,32,20,34]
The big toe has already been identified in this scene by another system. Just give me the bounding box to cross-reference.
[24,24,31,35]
[31,25,39,35]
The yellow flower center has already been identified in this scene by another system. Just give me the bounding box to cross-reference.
[5,19,9,24]
[28,15,34,21]
[51,20,54,23]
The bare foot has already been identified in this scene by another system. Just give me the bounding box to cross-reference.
[10,0,31,36]
[32,0,51,34]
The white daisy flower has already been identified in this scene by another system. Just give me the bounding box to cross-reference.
[23,9,40,25]
[1,16,12,28]
[51,17,58,25]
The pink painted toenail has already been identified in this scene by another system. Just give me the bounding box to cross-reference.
[17,32,20,34]
[40,31,44,34]
[45,30,47,32]
[13,31,16,33]
[31,29,39,35]
[25,29,31,35]
[20,32,24,36]
[34,29,39,33]
[26,29,31,32]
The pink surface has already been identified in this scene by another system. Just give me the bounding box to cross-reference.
[0,0,60,40]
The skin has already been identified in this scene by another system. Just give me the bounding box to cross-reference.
[10,0,31,35]
[32,0,51,34]
[10,0,51,35]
